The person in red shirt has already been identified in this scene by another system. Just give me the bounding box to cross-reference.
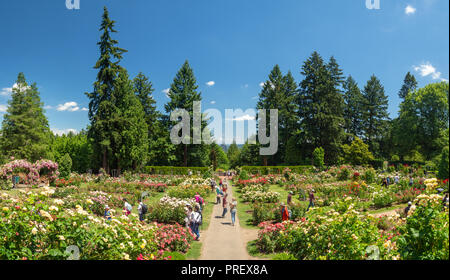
[280,203,289,221]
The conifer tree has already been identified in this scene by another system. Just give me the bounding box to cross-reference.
[86,6,127,173]
[165,60,209,166]
[399,72,418,99]
[1,73,51,161]
[297,52,345,164]
[361,75,390,156]
[343,75,364,140]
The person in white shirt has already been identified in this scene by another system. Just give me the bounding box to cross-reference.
[189,205,201,241]
[123,198,132,216]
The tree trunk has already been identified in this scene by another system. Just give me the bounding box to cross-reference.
[184,144,188,167]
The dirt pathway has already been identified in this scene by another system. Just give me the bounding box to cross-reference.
[199,177,260,260]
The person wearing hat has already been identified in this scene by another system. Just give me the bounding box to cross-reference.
[104,205,112,221]
[307,189,315,211]
[287,191,293,205]
[404,201,412,215]
[280,202,289,221]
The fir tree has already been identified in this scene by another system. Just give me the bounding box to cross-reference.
[165,60,209,166]
[297,52,345,164]
[361,75,390,156]
[86,6,127,173]
[343,75,364,140]
[399,72,418,99]
[1,73,51,161]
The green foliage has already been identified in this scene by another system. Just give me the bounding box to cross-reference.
[297,53,345,164]
[257,65,299,165]
[394,82,449,161]
[240,165,312,175]
[398,196,449,260]
[438,146,449,179]
[391,155,400,161]
[313,147,325,169]
[227,141,240,168]
[58,153,72,179]
[398,72,418,100]
[343,75,364,139]
[50,131,93,173]
[0,73,52,162]
[363,168,376,184]
[361,75,389,157]
[341,137,374,165]
[143,166,209,175]
[164,60,209,167]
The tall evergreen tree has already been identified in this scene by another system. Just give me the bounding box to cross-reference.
[133,72,162,165]
[398,72,418,99]
[361,75,389,156]
[114,69,149,172]
[86,6,127,173]
[257,66,298,165]
[297,52,345,164]
[0,73,51,161]
[343,75,364,140]
[165,60,209,167]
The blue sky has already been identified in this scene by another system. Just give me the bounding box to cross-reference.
[0,0,448,143]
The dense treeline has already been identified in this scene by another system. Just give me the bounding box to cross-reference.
[0,7,448,177]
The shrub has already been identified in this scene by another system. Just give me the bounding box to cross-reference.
[438,146,449,180]
[337,166,351,181]
[397,194,449,260]
[252,203,276,225]
[391,155,400,162]
[313,147,325,170]
[58,153,72,179]
[239,169,249,181]
[364,168,376,184]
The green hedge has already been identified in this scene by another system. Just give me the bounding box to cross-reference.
[143,166,209,175]
[369,160,426,170]
[240,166,313,175]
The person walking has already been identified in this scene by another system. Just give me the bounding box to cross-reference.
[280,203,289,221]
[307,189,315,211]
[230,198,237,226]
[137,200,147,222]
[221,192,229,218]
[215,184,223,204]
[123,198,132,216]
[287,191,293,205]
[194,192,204,211]
[190,205,202,241]
[404,201,412,215]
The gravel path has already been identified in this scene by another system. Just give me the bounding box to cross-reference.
[199,177,260,260]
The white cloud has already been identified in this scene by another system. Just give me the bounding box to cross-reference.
[229,114,256,122]
[44,105,53,110]
[162,88,170,98]
[0,104,7,112]
[206,81,215,87]
[51,128,78,136]
[57,102,79,112]
[210,101,216,104]
[405,5,416,15]
[0,87,12,96]
[243,84,249,88]
[414,62,448,82]
[81,107,88,111]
